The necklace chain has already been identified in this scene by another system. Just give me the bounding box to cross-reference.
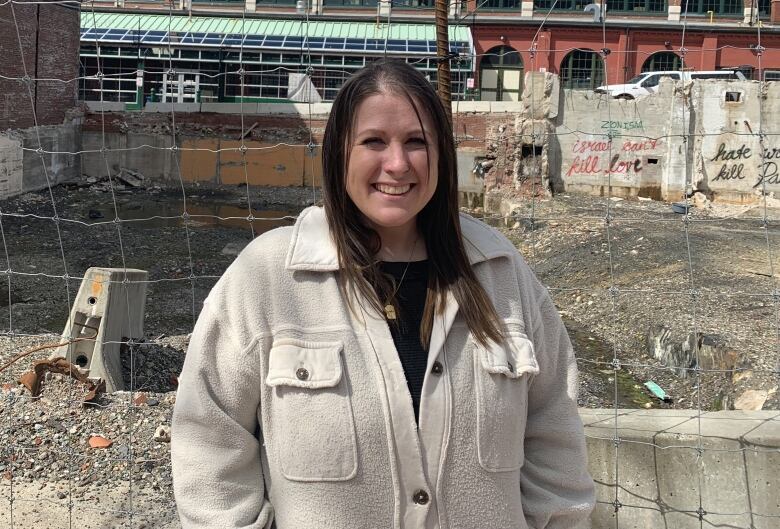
[383,236,419,320]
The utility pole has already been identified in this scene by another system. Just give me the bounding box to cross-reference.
[434,0,452,126]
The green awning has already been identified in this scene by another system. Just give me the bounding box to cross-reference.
[80,12,472,55]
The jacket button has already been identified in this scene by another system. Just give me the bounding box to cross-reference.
[295,367,309,381]
[431,361,443,375]
[412,490,429,505]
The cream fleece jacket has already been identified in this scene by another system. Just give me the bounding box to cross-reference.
[171,206,595,529]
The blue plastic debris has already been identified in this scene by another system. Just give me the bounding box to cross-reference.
[644,381,672,402]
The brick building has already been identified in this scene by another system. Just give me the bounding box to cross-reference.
[0,2,81,198]
[0,2,80,129]
[82,0,779,104]
[470,0,780,99]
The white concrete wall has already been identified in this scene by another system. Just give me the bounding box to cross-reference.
[550,79,778,202]
[80,131,175,182]
[0,133,24,199]
[553,81,687,201]
[693,81,780,201]
[583,408,780,529]
[0,122,81,199]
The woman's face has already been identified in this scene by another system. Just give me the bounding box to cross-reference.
[345,92,438,242]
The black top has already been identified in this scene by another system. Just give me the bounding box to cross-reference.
[379,260,429,424]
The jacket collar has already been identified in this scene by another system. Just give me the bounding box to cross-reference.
[285,206,514,271]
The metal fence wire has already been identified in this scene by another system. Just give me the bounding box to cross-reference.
[0,0,778,528]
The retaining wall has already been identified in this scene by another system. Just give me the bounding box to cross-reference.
[15,82,780,204]
[0,121,81,199]
[582,408,780,529]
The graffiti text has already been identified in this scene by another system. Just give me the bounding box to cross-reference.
[601,120,644,132]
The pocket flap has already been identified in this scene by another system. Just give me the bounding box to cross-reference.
[266,339,343,389]
[480,334,539,378]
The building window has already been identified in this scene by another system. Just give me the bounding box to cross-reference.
[609,0,666,12]
[79,44,471,104]
[324,0,379,5]
[79,49,140,103]
[680,0,743,15]
[642,52,682,72]
[758,0,770,15]
[482,0,521,8]
[393,0,435,5]
[763,70,780,81]
[534,0,590,11]
[479,45,523,101]
[560,49,604,90]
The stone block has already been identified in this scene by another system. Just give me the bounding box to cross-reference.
[522,71,559,119]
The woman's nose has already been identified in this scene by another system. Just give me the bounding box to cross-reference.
[383,142,410,174]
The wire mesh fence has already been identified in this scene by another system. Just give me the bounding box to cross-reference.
[0,0,778,528]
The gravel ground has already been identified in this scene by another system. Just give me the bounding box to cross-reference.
[1,332,186,528]
[0,181,312,527]
[1,182,778,525]
[493,193,780,411]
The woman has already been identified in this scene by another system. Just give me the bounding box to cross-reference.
[171,60,594,529]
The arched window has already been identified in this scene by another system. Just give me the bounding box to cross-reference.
[560,49,604,90]
[479,46,523,101]
[642,52,682,72]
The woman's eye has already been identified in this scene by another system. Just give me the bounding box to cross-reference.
[407,137,427,146]
[362,138,384,146]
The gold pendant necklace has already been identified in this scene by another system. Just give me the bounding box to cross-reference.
[383,236,418,321]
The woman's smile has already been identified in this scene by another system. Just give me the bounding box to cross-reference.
[372,182,414,196]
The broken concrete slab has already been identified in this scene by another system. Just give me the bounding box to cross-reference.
[53,267,149,393]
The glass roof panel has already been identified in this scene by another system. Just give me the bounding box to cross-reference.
[223,34,244,46]
[120,30,142,41]
[180,32,203,44]
[365,39,384,51]
[140,31,166,43]
[202,33,223,45]
[324,38,345,50]
[244,35,264,46]
[264,36,285,47]
[305,37,325,49]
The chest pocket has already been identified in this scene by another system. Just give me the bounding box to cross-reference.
[474,333,539,472]
[266,338,358,482]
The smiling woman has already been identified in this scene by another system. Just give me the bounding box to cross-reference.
[345,92,439,258]
[320,60,506,349]
[171,59,595,529]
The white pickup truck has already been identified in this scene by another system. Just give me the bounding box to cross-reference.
[594,70,747,99]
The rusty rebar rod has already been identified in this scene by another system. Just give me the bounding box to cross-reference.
[435,0,452,126]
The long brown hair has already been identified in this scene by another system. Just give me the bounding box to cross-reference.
[321,59,503,348]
